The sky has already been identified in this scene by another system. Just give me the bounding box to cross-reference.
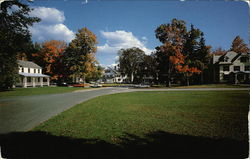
[25,0,249,66]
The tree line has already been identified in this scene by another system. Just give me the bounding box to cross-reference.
[1,0,249,90]
[118,19,249,86]
[0,0,102,90]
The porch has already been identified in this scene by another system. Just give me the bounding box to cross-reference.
[228,71,250,84]
[16,73,50,88]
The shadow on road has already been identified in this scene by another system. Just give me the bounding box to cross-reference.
[0,131,248,159]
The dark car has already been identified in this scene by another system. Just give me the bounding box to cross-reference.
[57,82,69,87]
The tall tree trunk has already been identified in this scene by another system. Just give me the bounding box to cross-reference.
[167,60,171,87]
[186,76,189,86]
[131,73,134,84]
[200,72,204,84]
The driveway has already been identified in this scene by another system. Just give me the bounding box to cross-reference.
[0,87,249,134]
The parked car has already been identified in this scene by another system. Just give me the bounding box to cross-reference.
[57,82,69,87]
[91,83,102,88]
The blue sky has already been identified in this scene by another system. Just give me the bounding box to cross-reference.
[28,0,249,66]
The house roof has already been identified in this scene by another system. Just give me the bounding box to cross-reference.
[19,72,50,77]
[18,60,42,69]
[216,51,248,64]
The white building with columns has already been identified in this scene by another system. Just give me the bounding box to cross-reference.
[16,60,50,88]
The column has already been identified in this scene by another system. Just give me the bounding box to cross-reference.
[40,77,43,87]
[47,77,50,86]
[32,77,36,87]
[23,77,27,88]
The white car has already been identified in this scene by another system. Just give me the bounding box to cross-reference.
[91,83,102,88]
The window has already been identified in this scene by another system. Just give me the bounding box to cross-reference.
[38,69,40,73]
[223,66,229,71]
[22,67,24,72]
[28,68,30,73]
[34,69,36,73]
[234,66,240,71]
[223,56,229,62]
[240,57,248,63]
[245,66,250,71]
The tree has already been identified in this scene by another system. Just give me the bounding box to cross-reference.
[85,65,104,82]
[0,0,40,90]
[141,54,157,84]
[155,18,187,87]
[230,36,249,54]
[64,27,98,83]
[31,40,67,80]
[155,20,210,86]
[118,47,145,83]
[183,26,211,85]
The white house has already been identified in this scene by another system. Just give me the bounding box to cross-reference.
[102,66,128,83]
[213,51,250,84]
[16,60,50,88]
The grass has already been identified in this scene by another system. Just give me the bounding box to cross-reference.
[150,84,250,88]
[32,90,249,143]
[174,84,250,88]
[0,86,89,97]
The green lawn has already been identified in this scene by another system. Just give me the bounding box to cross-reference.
[32,91,249,143]
[0,86,89,97]
[174,84,250,88]
[151,84,250,88]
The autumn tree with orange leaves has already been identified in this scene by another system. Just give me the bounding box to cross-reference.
[230,36,249,54]
[32,40,67,80]
[155,19,187,87]
[155,19,210,86]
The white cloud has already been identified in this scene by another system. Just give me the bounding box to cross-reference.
[29,7,75,43]
[30,7,65,24]
[97,30,153,55]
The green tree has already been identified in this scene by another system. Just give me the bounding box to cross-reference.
[230,36,249,54]
[183,25,210,85]
[118,47,145,83]
[86,65,104,82]
[141,54,157,84]
[194,32,211,84]
[64,27,98,83]
[0,0,40,90]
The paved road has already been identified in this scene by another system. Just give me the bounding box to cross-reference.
[0,87,249,134]
[0,87,133,134]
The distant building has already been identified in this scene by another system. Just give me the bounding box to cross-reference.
[16,60,50,88]
[102,66,128,83]
[213,51,250,84]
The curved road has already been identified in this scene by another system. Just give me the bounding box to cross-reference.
[0,87,249,134]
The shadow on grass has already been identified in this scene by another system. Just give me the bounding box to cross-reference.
[0,131,248,159]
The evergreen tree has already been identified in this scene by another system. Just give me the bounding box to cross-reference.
[0,0,40,90]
